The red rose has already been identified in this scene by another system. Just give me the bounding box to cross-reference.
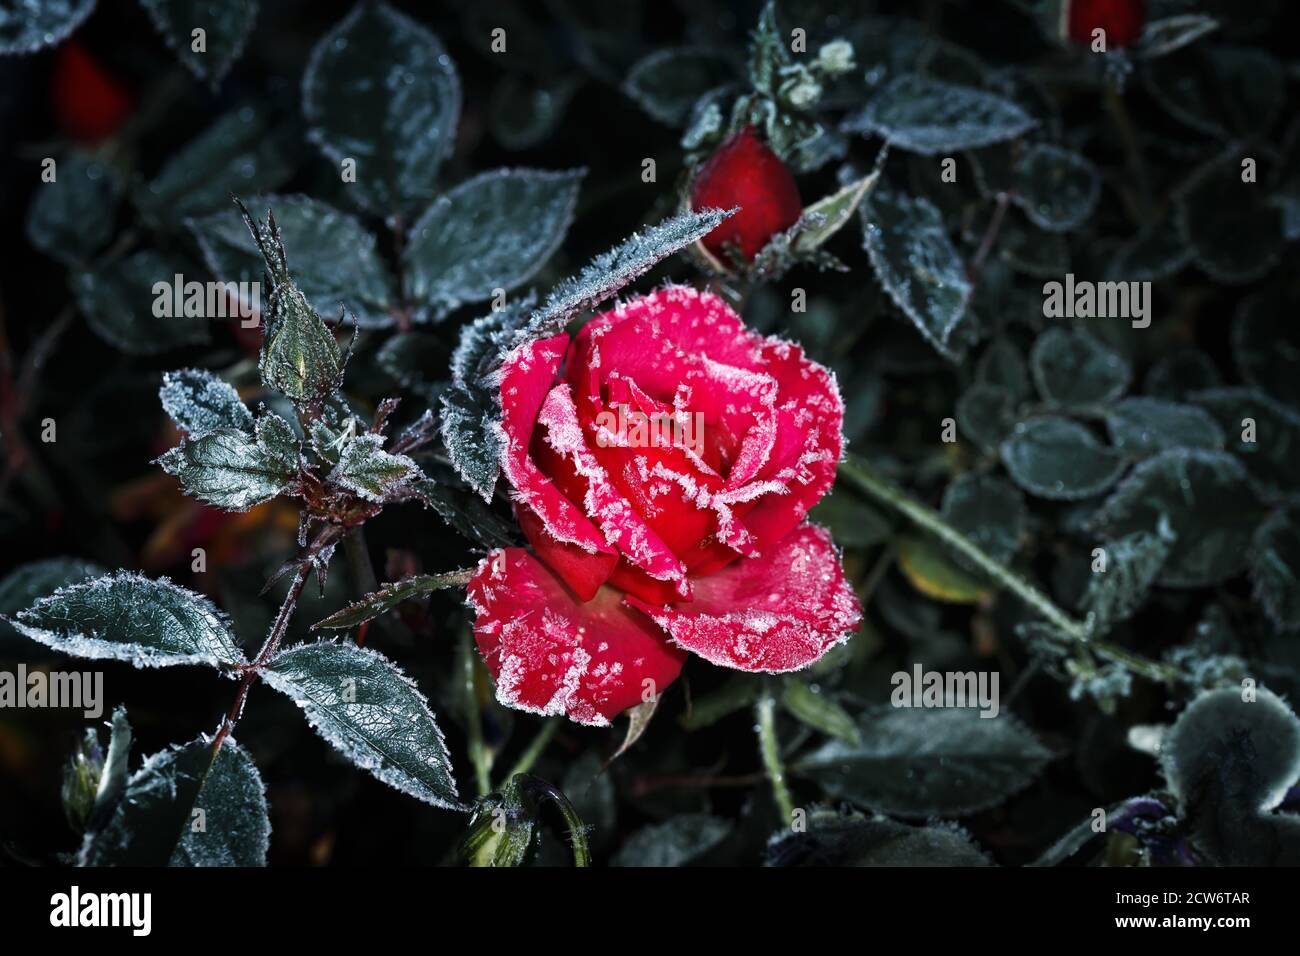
[1067,0,1145,49]
[52,41,134,143]
[690,126,803,262]
[467,286,860,726]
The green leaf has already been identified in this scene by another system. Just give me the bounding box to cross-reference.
[792,169,881,255]
[517,207,734,346]
[976,339,1031,400]
[1030,327,1131,408]
[861,185,972,360]
[956,383,1017,454]
[490,74,578,151]
[1188,387,1300,497]
[1231,289,1300,409]
[781,682,862,745]
[611,814,732,866]
[941,473,1025,565]
[1143,348,1221,401]
[1105,397,1224,457]
[767,807,992,866]
[440,387,503,502]
[1088,449,1264,588]
[330,433,417,503]
[795,708,1051,818]
[403,168,584,315]
[303,0,460,216]
[8,571,245,669]
[1177,152,1284,284]
[1251,506,1300,632]
[262,640,461,809]
[679,676,760,731]
[80,736,269,866]
[73,250,211,354]
[843,74,1035,155]
[159,368,253,437]
[135,105,299,222]
[0,0,94,55]
[1145,46,1283,141]
[192,194,394,328]
[313,570,471,631]
[623,47,735,127]
[236,201,345,405]
[1106,216,1193,282]
[0,557,106,652]
[25,152,121,266]
[1001,416,1127,501]
[409,478,519,550]
[139,0,258,87]
[897,534,990,604]
[157,413,301,511]
[1080,529,1174,632]
[1010,144,1100,233]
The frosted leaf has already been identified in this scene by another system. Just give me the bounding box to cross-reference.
[303,1,460,216]
[403,168,584,315]
[860,184,971,360]
[92,706,134,825]
[843,74,1035,155]
[408,478,518,550]
[0,0,94,55]
[191,194,394,328]
[0,556,105,651]
[515,207,734,347]
[8,571,246,669]
[139,0,258,88]
[1188,386,1300,498]
[25,151,121,267]
[1135,14,1219,61]
[440,388,501,501]
[448,295,535,388]
[612,814,732,867]
[1079,528,1174,632]
[623,47,736,127]
[313,570,473,631]
[137,105,297,221]
[1000,416,1127,501]
[157,412,301,511]
[1250,505,1300,632]
[1088,448,1261,589]
[795,708,1051,818]
[79,736,269,866]
[159,368,253,437]
[940,473,1026,565]
[1104,397,1224,457]
[72,250,210,355]
[329,432,418,503]
[1030,327,1131,408]
[261,641,461,809]
[767,808,992,867]
[236,200,345,405]
[1010,144,1100,233]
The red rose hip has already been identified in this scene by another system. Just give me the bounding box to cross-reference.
[1067,0,1146,49]
[690,126,802,263]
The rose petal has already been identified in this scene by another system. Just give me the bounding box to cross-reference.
[497,335,612,557]
[515,504,617,602]
[468,548,687,727]
[626,523,860,673]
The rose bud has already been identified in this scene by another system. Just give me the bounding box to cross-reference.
[51,40,134,143]
[467,286,860,727]
[690,126,803,263]
[1067,0,1146,50]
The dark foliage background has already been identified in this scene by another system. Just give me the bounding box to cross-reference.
[1,0,1299,867]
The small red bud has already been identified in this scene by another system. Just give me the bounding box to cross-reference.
[1067,0,1146,50]
[51,40,134,143]
[690,126,802,263]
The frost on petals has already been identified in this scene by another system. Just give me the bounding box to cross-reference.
[467,548,686,726]
[626,524,860,673]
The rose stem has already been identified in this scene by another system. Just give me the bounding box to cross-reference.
[461,627,493,796]
[755,692,795,824]
[836,454,1182,684]
[343,527,379,647]
[500,719,561,788]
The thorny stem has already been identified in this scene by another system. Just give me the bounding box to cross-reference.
[213,562,311,754]
[836,454,1183,684]
[755,693,794,824]
[501,719,561,786]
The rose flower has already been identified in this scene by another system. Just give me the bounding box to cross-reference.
[467,285,861,726]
